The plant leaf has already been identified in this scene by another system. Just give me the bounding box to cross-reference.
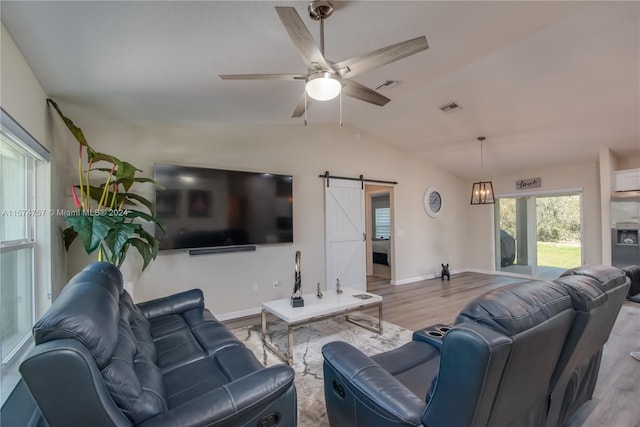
[137,228,160,261]
[116,242,130,268]
[125,209,166,233]
[128,238,154,270]
[65,212,117,253]
[62,227,78,250]
[116,162,142,190]
[80,185,114,204]
[117,177,164,191]
[121,193,154,212]
[87,148,120,165]
[47,99,90,147]
[104,222,137,264]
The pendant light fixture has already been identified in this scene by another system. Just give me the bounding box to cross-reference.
[470,136,495,205]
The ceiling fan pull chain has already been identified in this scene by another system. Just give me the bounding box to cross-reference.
[339,90,343,128]
[304,91,308,126]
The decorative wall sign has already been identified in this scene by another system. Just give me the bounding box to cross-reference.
[516,177,541,190]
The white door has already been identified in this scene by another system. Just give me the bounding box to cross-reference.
[325,178,366,291]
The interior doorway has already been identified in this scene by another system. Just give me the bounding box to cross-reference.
[365,184,394,282]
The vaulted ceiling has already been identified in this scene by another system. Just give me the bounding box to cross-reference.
[2,1,638,178]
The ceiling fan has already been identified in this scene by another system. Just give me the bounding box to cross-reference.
[220,1,429,118]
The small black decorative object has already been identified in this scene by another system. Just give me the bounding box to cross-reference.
[441,263,450,281]
[336,278,343,294]
[317,282,323,298]
[291,250,305,307]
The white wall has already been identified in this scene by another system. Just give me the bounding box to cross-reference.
[465,161,602,271]
[67,122,468,317]
[1,23,67,305]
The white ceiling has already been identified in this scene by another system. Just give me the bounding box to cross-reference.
[2,1,639,179]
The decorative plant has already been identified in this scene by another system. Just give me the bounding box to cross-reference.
[48,99,165,271]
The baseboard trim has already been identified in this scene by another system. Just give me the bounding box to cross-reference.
[461,268,494,275]
[391,274,433,285]
[390,268,472,285]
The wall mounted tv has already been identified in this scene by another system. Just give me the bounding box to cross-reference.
[154,164,293,251]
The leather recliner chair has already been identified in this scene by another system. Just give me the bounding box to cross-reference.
[546,265,630,426]
[323,278,577,427]
[322,265,630,427]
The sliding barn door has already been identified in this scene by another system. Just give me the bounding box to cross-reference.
[325,179,366,291]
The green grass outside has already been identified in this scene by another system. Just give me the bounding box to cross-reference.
[537,242,581,268]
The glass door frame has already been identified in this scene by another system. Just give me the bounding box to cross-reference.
[494,187,584,278]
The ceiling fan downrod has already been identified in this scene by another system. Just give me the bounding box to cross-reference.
[308,0,333,56]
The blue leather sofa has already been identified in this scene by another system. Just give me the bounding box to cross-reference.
[20,262,297,427]
[322,265,630,427]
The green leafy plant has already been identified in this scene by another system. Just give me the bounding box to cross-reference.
[49,99,165,270]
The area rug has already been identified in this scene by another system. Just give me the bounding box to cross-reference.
[231,315,412,427]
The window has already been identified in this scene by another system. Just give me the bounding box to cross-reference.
[0,110,50,404]
[374,207,391,239]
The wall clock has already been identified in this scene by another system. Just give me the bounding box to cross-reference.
[424,187,442,218]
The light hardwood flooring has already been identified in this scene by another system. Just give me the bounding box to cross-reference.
[223,272,640,427]
[371,262,391,279]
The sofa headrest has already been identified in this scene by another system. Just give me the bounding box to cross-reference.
[32,262,123,368]
[552,275,606,311]
[560,265,627,292]
[455,280,572,336]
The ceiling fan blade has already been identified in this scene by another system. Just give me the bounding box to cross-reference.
[275,6,331,71]
[219,73,306,81]
[334,36,428,79]
[342,80,390,106]
[292,91,312,118]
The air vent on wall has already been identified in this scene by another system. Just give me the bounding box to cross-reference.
[374,80,400,91]
[439,101,462,112]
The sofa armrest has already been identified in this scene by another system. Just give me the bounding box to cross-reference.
[20,339,132,427]
[322,341,425,425]
[412,323,453,351]
[139,365,295,427]
[137,289,204,319]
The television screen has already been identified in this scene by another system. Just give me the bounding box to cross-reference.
[154,164,293,251]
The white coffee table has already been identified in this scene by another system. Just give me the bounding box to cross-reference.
[261,288,383,365]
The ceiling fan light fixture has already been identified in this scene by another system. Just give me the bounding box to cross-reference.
[305,72,341,101]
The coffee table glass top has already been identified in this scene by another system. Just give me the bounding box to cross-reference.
[261,288,382,323]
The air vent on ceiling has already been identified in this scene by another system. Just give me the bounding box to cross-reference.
[439,102,462,112]
[374,80,400,91]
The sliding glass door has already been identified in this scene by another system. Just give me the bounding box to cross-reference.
[495,193,582,278]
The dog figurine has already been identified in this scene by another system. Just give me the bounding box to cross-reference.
[441,263,450,281]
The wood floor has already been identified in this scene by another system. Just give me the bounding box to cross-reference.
[223,272,640,427]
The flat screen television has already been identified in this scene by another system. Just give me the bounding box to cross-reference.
[154,164,293,251]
